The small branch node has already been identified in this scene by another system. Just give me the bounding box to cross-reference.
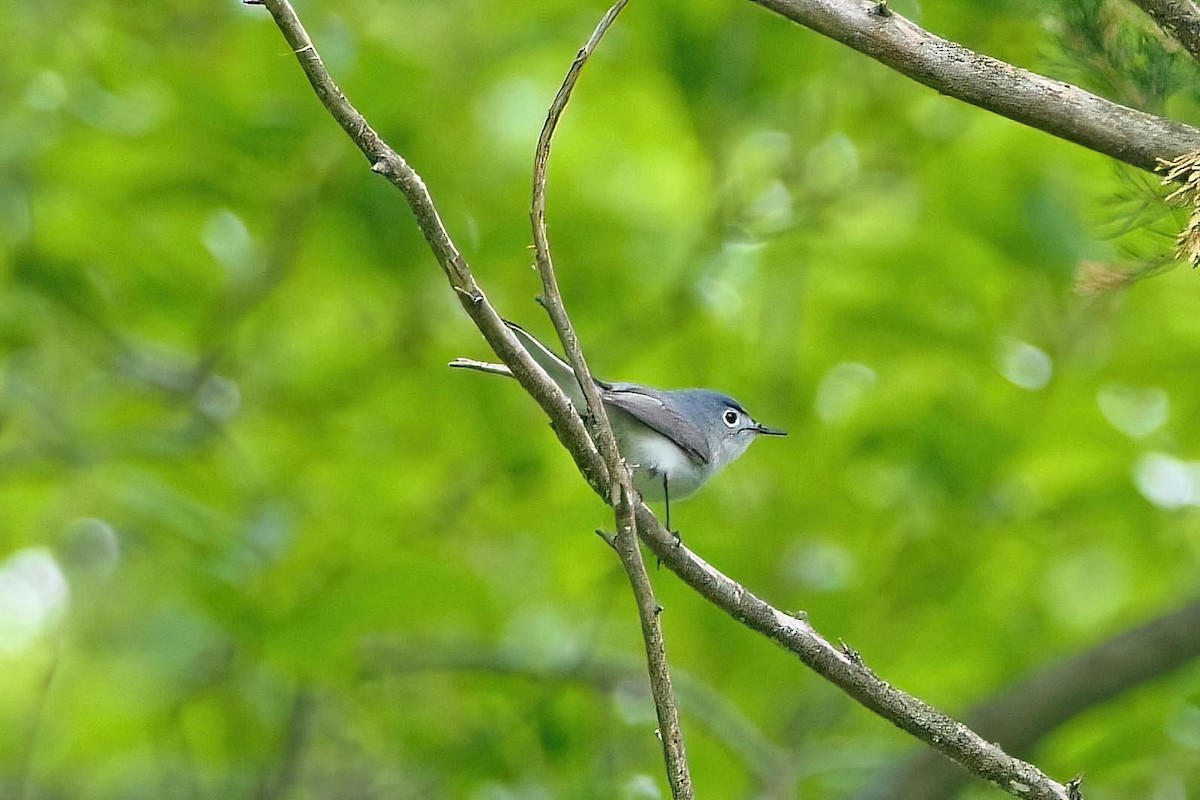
[452,285,484,306]
[872,1,892,16]
[838,639,863,666]
[594,529,617,549]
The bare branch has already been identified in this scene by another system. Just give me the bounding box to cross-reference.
[255,0,609,500]
[532,6,628,500]
[868,598,1200,800]
[750,0,1200,173]
[253,4,1076,797]
[1129,0,1200,62]
[529,3,694,797]
[446,357,513,377]
[631,507,1075,800]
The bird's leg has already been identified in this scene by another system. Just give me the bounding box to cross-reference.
[664,474,681,545]
[663,473,670,533]
[653,474,680,571]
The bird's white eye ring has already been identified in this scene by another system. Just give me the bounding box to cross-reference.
[723,408,739,427]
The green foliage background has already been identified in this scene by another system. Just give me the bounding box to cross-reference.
[2,1,1200,798]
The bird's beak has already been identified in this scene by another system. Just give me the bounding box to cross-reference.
[754,423,787,437]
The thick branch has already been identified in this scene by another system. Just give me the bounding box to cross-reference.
[871,598,1200,800]
[750,0,1200,172]
[530,4,693,797]
[1130,0,1200,62]
[253,4,1075,797]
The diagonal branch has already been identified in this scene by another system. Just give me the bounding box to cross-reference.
[750,0,1200,173]
[529,2,693,797]
[1129,0,1200,63]
[251,3,1076,797]
[249,0,609,499]
[630,506,1076,800]
[869,597,1200,800]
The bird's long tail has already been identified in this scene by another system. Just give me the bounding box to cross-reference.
[448,321,589,408]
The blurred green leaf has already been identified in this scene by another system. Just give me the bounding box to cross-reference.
[2,2,1199,799]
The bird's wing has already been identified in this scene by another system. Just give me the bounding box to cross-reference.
[601,385,711,466]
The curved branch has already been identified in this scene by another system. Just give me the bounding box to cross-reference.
[530,3,694,797]
[1130,0,1200,63]
[252,3,1075,797]
[750,0,1200,172]
[869,598,1200,800]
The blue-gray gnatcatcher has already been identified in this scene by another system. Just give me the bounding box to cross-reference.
[451,321,786,528]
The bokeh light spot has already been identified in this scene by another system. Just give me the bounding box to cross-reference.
[998,338,1052,391]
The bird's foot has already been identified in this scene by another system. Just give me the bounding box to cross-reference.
[654,529,682,570]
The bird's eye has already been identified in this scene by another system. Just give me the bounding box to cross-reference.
[723,409,740,428]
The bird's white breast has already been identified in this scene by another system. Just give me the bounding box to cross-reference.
[619,429,708,501]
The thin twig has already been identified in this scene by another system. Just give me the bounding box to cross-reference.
[446,357,513,377]
[532,0,628,505]
[630,503,1074,800]
[749,0,1200,173]
[253,4,1075,797]
[529,3,693,798]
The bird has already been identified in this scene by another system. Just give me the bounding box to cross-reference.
[451,321,786,530]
